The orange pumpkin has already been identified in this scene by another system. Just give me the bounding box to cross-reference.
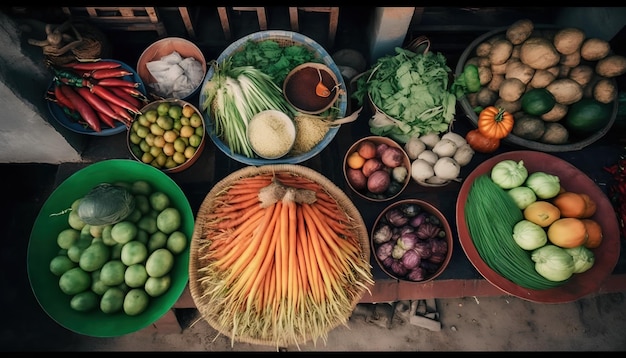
[477,106,515,139]
[465,129,500,153]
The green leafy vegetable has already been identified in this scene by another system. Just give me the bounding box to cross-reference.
[352,48,458,143]
[229,40,319,87]
[450,64,481,97]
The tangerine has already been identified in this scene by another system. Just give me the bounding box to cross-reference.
[547,217,588,248]
[552,191,587,218]
[347,151,366,169]
[579,193,597,218]
[357,140,377,159]
[581,218,603,249]
[523,200,561,227]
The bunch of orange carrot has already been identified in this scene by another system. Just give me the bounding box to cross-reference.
[196,172,373,348]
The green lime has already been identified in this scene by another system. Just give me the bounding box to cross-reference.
[157,102,171,116]
[71,198,82,211]
[145,248,174,278]
[49,255,76,276]
[67,237,92,263]
[100,287,125,314]
[59,267,91,295]
[101,225,117,246]
[168,105,183,120]
[189,134,202,148]
[91,270,110,296]
[68,210,86,231]
[123,288,150,316]
[89,225,105,239]
[121,241,148,266]
[131,180,153,196]
[149,192,171,212]
[137,216,158,234]
[79,241,111,272]
[156,208,181,234]
[166,231,187,255]
[134,195,151,214]
[111,221,138,244]
[147,231,168,252]
[57,228,80,250]
[145,109,158,123]
[110,243,123,260]
[99,260,126,286]
[145,274,171,297]
[157,115,174,130]
[135,229,149,245]
[70,290,99,312]
[189,113,203,128]
[125,264,148,288]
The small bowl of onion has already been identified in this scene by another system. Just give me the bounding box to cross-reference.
[371,199,453,283]
[343,136,411,202]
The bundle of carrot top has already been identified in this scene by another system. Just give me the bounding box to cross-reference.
[192,169,373,348]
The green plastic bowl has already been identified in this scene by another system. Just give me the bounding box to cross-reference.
[27,159,193,337]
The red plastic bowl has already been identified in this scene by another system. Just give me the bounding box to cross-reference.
[456,151,620,303]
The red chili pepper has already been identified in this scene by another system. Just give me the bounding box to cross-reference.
[96,110,117,129]
[53,84,76,111]
[59,85,101,132]
[89,68,133,80]
[74,86,124,123]
[61,60,122,71]
[89,84,141,114]
[106,100,134,125]
[118,86,149,102]
[95,78,140,88]
[107,86,143,109]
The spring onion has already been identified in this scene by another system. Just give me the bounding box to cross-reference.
[201,60,297,158]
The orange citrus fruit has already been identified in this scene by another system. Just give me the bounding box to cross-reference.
[523,200,561,227]
[552,191,587,218]
[347,151,366,169]
[579,193,597,218]
[547,217,588,248]
[581,218,603,249]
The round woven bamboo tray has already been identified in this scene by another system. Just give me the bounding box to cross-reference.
[189,164,371,347]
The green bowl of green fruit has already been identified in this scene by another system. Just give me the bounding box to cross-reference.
[27,159,193,337]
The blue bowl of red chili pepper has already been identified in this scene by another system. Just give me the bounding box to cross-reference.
[46,59,147,136]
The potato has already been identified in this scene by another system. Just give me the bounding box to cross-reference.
[466,92,479,108]
[540,122,569,145]
[499,78,526,102]
[487,74,505,92]
[506,19,534,45]
[476,56,491,68]
[553,27,585,55]
[568,65,594,87]
[465,56,480,68]
[580,38,611,61]
[505,60,535,84]
[478,66,493,85]
[476,87,498,107]
[559,51,581,68]
[475,42,493,57]
[511,45,522,59]
[596,55,626,78]
[494,98,522,114]
[540,103,568,122]
[546,78,583,105]
[546,66,560,77]
[519,37,560,70]
[583,75,603,98]
[593,78,617,104]
[557,65,571,79]
[489,39,514,65]
[491,62,508,76]
[529,69,556,88]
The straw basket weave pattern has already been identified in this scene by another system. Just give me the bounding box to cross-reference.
[189,165,371,347]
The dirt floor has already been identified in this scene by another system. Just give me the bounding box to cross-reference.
[14,292,622,352]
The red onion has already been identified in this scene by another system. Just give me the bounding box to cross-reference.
[390,259,409,277]
[401,249,421,270]
[407,267,426,282]
[415,222,441,240]
[397,232,417,250]
[385,208,408,227]
[430,238,448,255]
[428,253,446,264]
[372,224,393,244]
[412,240,432,259]
[376,241,394,262]
[399,225,415,235]
[409,212,427,228]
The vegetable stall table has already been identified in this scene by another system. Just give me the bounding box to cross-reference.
[52,99,626,334]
